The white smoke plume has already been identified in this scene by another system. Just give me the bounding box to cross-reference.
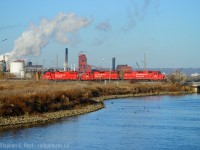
[1,12,92,62]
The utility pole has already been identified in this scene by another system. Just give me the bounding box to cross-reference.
[56,54,58,70]
[144,53,147,70]
[42,59,45,71]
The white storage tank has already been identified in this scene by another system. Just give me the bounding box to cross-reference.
[10,60,25,78]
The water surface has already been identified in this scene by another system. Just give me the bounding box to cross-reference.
[1,94,200,150]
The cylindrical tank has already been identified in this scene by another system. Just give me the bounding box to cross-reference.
[10,61,25,78]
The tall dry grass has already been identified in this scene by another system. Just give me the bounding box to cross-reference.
[0,80,192,117]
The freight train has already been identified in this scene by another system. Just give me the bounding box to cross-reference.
[42,51,165,81]
[42,70,165,81]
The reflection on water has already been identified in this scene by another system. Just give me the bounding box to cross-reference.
[1,94,200,150]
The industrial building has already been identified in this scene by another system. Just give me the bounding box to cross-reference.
[0,47,165,81]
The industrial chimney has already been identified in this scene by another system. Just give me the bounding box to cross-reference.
[64,48,68,71]
[112,57,116,71]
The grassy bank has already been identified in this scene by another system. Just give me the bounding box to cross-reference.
[0,80,193,118]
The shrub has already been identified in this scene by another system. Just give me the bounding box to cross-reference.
[167,71,187,85]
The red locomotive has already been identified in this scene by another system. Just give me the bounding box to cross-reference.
[42,70,78,80]
[42,70,165,81]
[123,70,165,80]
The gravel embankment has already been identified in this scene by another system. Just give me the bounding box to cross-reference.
[0,103,104,128]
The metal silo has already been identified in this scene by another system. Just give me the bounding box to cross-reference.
[10,60,25,78]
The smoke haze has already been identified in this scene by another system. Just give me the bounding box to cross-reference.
[2,12,92,61]
[122,0,151,32]
[95,21,111,32]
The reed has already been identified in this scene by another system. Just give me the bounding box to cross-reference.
[0,80,192,117]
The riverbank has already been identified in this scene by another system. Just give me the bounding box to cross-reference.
[93,91,193,102]
[0,80,194,129]
[0,92,192,129]
[0,103,104,129]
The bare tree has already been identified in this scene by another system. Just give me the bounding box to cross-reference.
[167,70,187,85]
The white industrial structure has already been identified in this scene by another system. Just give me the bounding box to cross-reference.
[10,60,25,78]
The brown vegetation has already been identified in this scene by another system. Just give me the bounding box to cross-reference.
[167,70,187,85]
[0,80,193,117]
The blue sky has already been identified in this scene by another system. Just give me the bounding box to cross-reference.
[0,0,200,68]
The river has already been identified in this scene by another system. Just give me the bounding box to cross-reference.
[1,94,200,150]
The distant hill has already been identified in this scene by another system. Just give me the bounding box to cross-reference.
[147,68,200,76]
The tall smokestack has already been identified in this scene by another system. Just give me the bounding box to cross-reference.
[64,48,68,71]
[112,57,115,71]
